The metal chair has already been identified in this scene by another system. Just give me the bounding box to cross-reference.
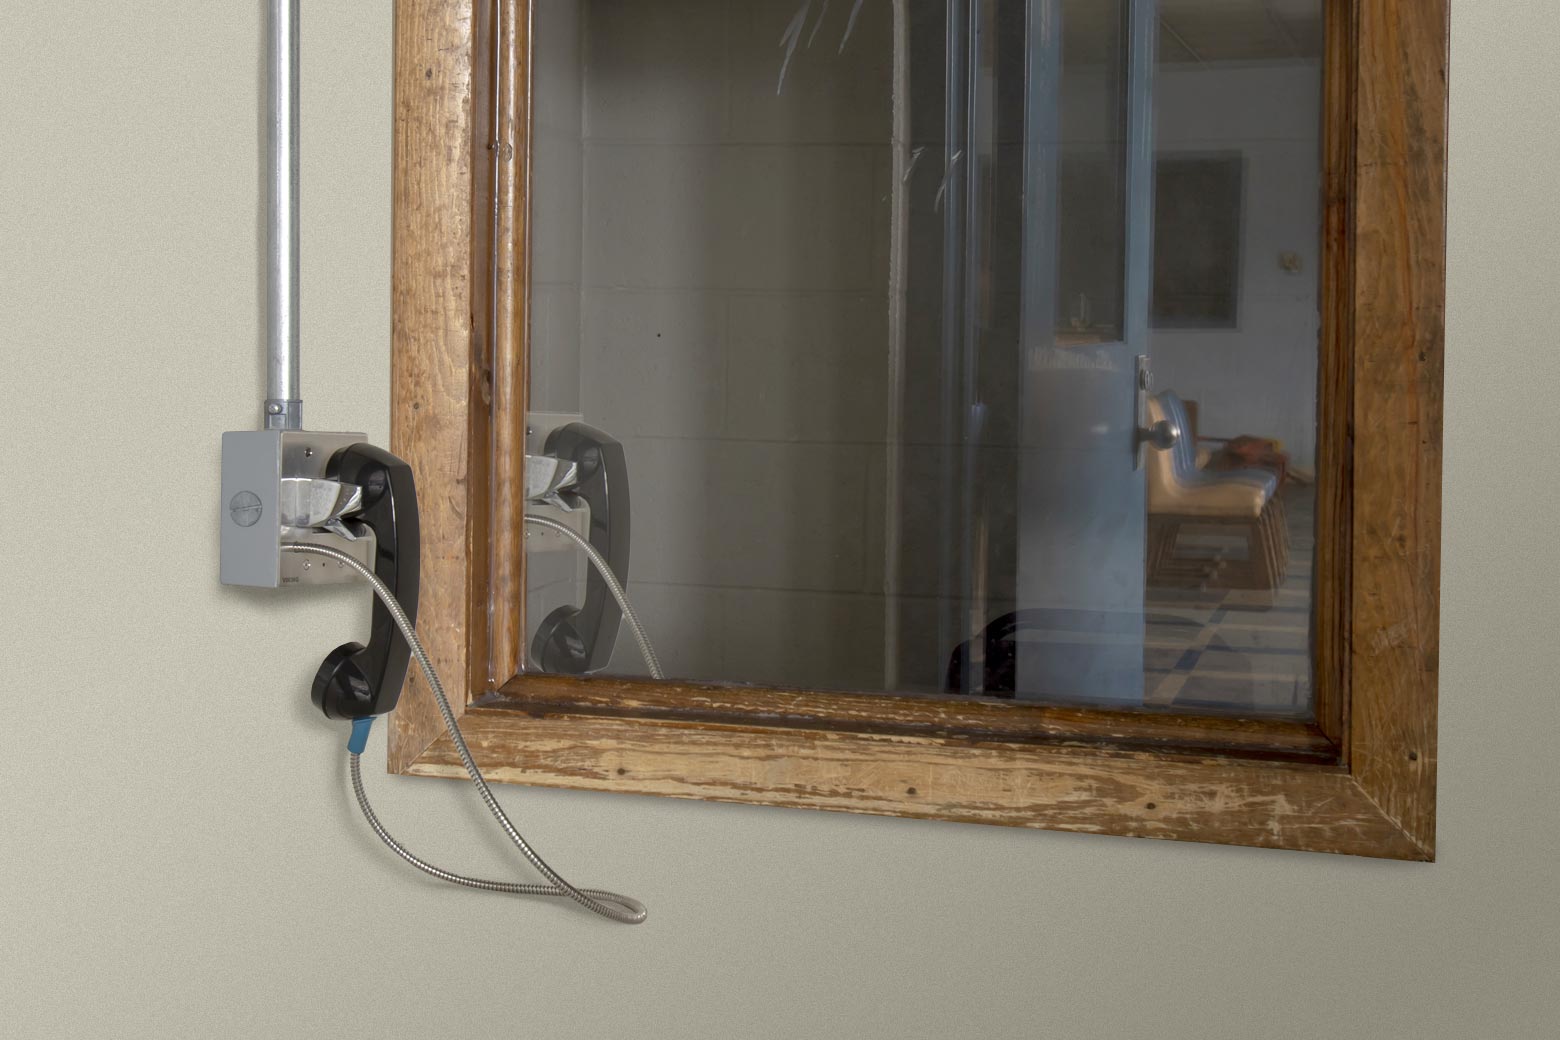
[1145,392,1290,590]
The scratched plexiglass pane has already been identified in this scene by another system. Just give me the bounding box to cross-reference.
[523,0,1322,721]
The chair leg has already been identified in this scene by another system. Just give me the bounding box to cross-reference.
[1272,497,1290,580]
[1259,506,1280,588]
[1259,499,1289,589]
[1246,520,1275,590]
[1269,507,1285,587]
[1147,517,1180,584]
[1240,500,1290,591]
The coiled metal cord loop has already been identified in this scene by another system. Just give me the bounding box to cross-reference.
[282,541,648,925]
[347,755,643,910]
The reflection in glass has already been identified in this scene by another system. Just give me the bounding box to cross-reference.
[525,0,1324,719]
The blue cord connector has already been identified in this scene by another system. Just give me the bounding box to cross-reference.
[347,716,375,755]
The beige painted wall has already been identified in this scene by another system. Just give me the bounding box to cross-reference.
[1,2,1555,1037]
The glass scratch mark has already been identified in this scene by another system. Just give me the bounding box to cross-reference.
[807,0,832,48]
[777,2,812,96]
[838,0,866,54]
[902,145,927,184]
[933,150,964,212]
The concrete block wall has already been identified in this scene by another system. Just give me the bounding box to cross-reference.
[528,0,896,692]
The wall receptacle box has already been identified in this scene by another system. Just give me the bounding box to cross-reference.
[220,430,375,588]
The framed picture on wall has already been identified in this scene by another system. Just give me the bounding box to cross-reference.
[1152,152,1246,329]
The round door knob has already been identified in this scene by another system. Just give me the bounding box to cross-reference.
[1138,419,1180,452]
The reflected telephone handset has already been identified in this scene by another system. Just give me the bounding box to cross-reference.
[531,422,630,674]
[312,443,421,719]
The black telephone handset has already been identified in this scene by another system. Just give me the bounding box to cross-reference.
[312,443,421,719]
[531,422,630,674]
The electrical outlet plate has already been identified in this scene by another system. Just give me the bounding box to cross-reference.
[220,430,376,587]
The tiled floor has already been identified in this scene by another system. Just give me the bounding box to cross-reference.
[1142,485,1314,716]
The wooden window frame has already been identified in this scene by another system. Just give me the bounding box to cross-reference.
[388,0,1446,860]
